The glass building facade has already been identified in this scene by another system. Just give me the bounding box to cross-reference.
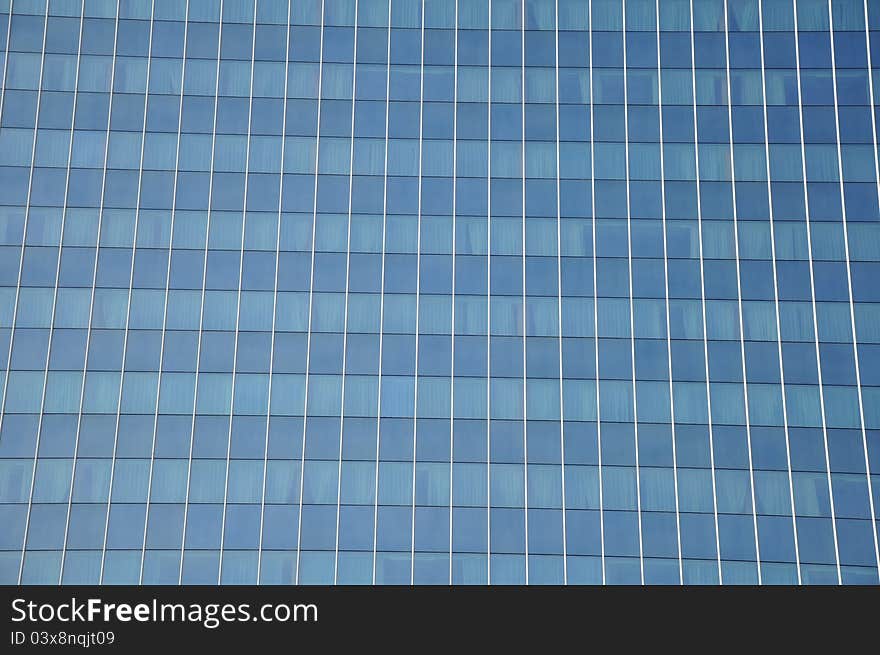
[0,0,879,586]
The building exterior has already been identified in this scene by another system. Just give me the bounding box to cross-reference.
[0,0,879,586]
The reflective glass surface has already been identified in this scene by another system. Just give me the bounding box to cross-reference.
[0,0,879,585]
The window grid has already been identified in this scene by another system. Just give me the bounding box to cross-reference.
[1,0,879,586]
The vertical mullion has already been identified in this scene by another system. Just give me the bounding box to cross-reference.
[177,0,226,585]
[334,0,359,585]
[0,0,21,444]
[117,0,157,584]
[140,0,190,583]
[587,0,605,585]
[446,0,460,584]
[1,0,46,581]
[554,0,567,586]
[486,0,492,584]
[754,0,802,584]
[861,0,880,577]
[90,0,121,584]
[154,0,188,584]
[257,0,293,586]
[688,0,724,584]
[655,0,686,585]
[720,0,763,584]
[54,0,88,583]
[296,0,325,585]
[216,0,257,584]
[12,0,55,585]
[410,0,426,586]
[790,0,841,586]
[0,1,14,140]
[0,0,13,433]
[621,0,645,585]
[370,0,390,585]
[520,0,529,586]
[827,0,880,580]
[149,0,191,580]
